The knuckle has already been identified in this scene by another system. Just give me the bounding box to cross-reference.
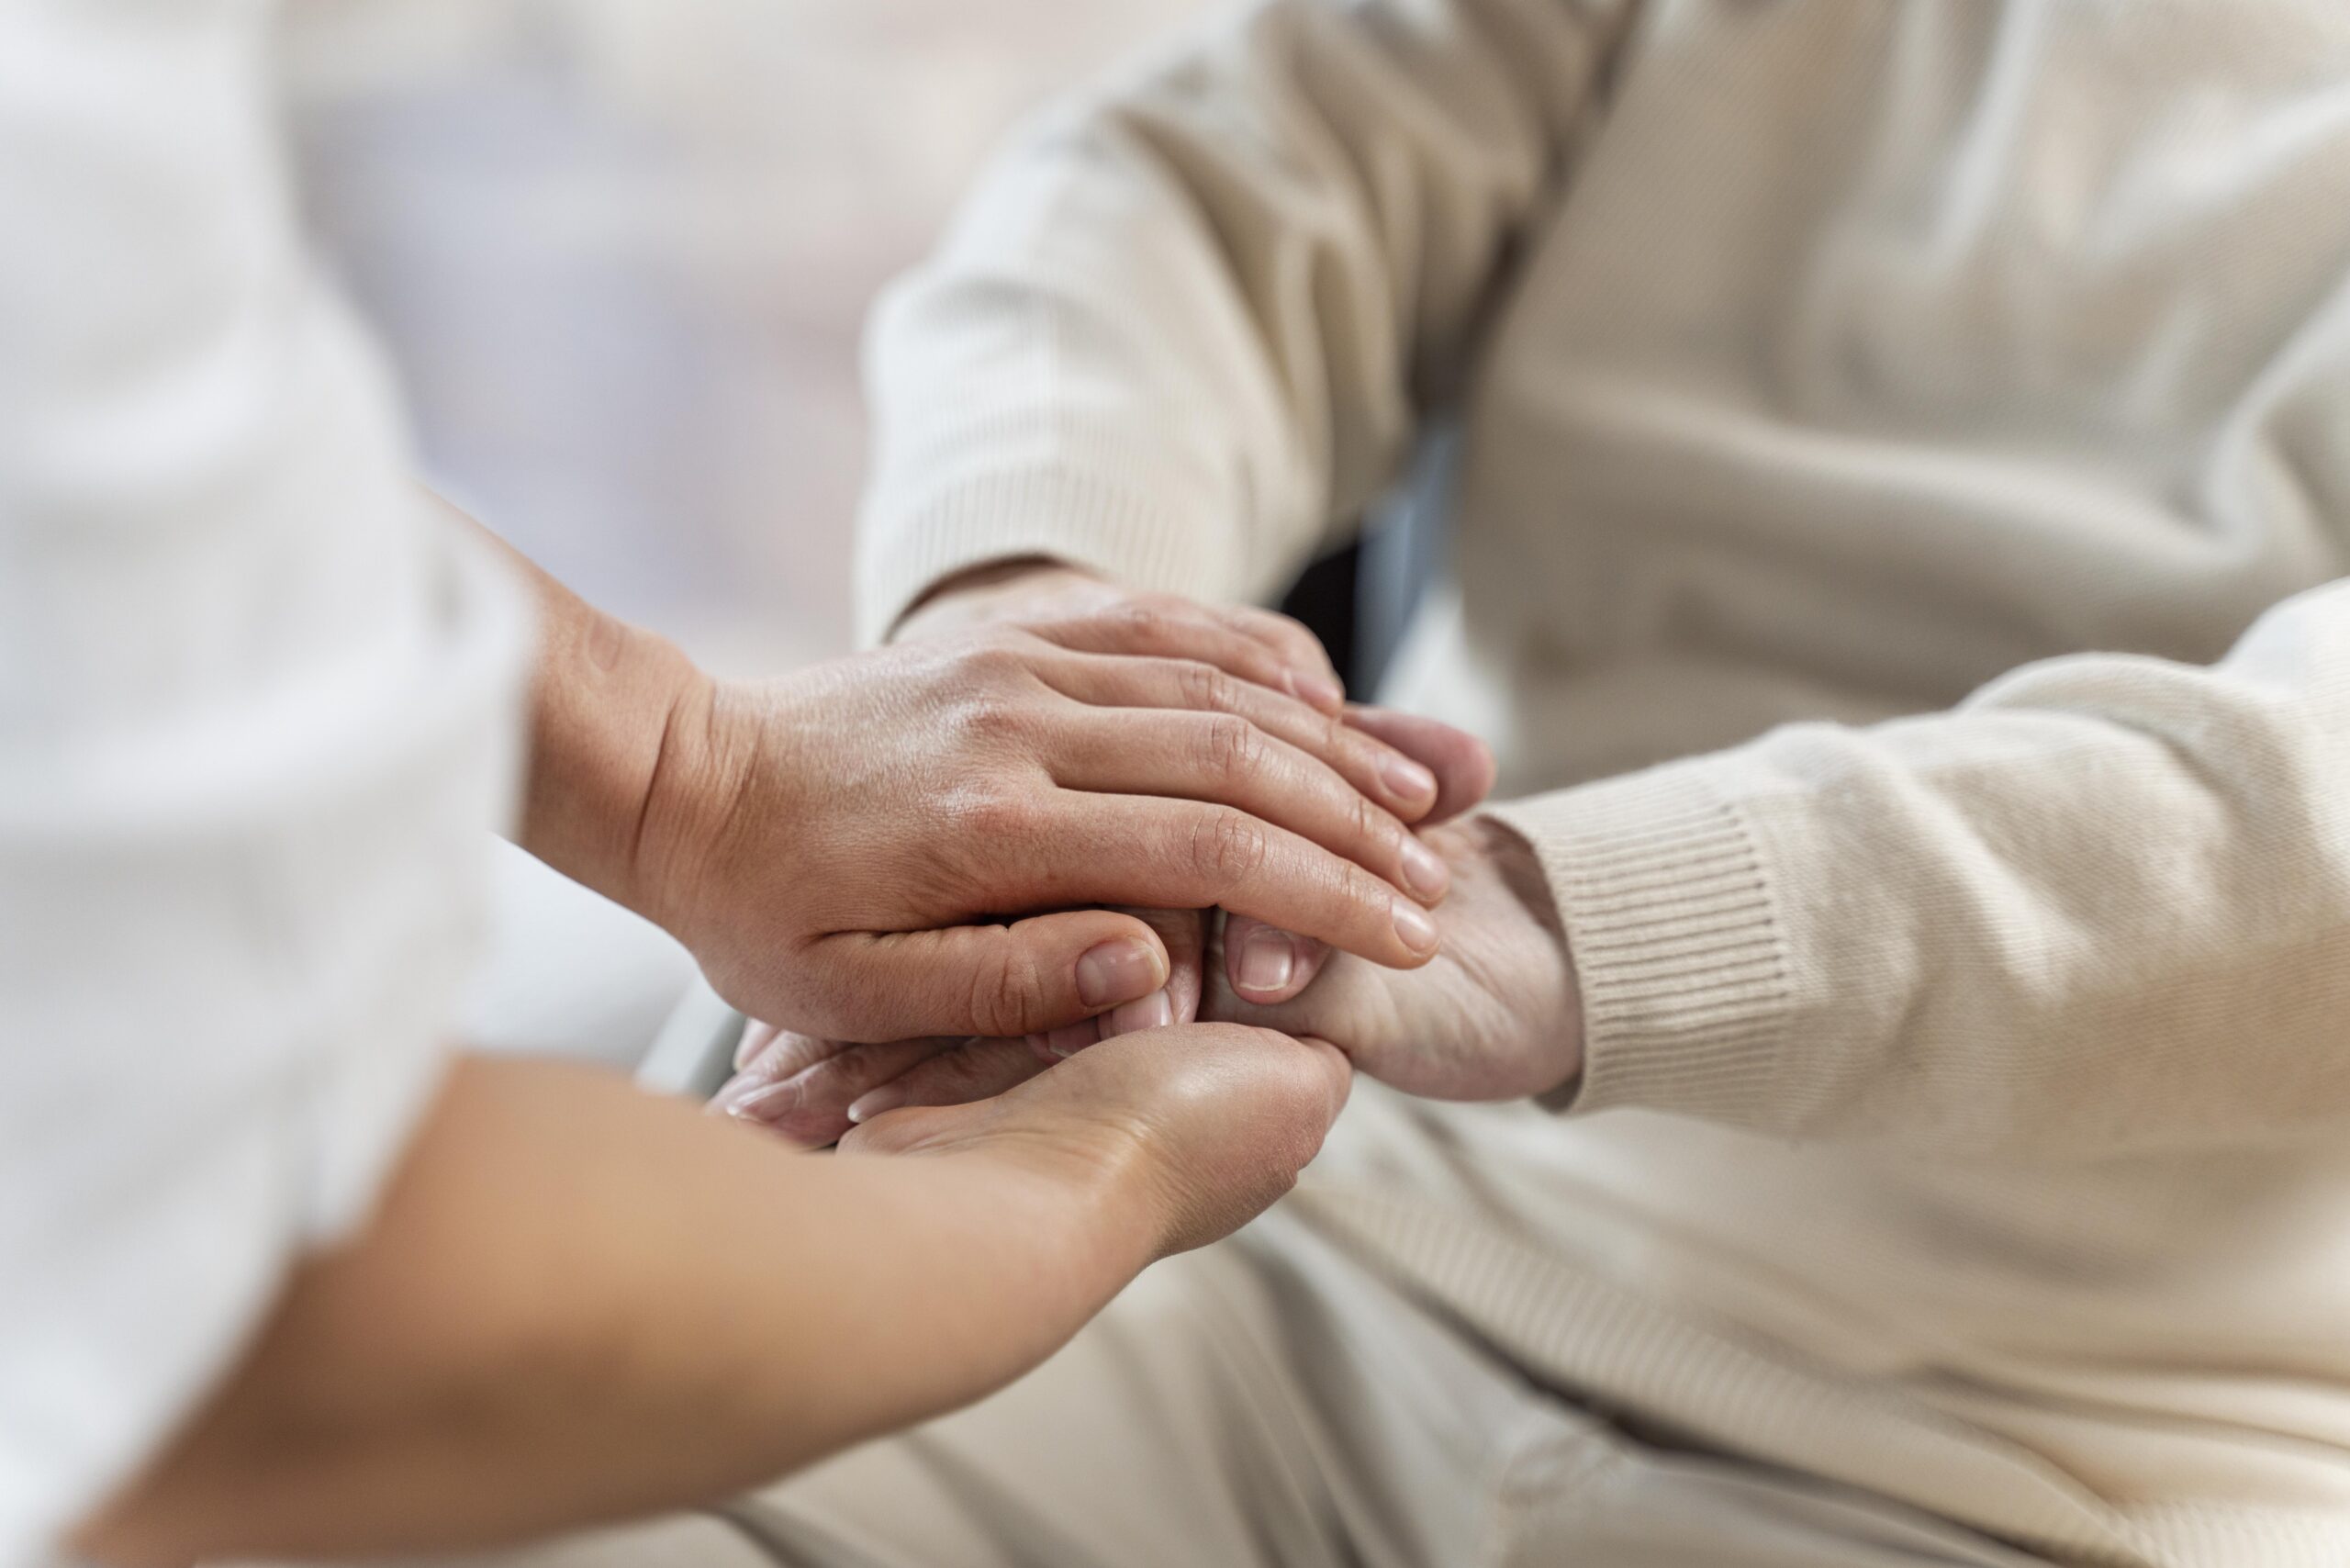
[950,786,1035,846]
[1188,808,1270,890]
[1318,708,1353,761]
[1340,863,1395,928]
[953,691,1034,745]
[1193,715,1264,786]
[952,636,1029,684]
[969,947,1046,1038]
[1113,601,1171,644]
[1175,658,1235,711]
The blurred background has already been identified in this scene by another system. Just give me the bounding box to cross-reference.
[283,0,1203,1058]
[287,0,1198,678]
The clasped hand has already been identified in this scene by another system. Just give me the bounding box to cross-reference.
[714,566,1585,1157]
[645,586,1460,1042]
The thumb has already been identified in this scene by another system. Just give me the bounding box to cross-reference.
[1218,913,1330,1006]
[806,911,1171,1041]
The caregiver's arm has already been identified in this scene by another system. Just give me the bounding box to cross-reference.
[77,1026,1348,1565]
[857,0,1638,643]
[453,502,1459,1045]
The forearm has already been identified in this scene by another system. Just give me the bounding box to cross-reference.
[76,1057,1144,1565]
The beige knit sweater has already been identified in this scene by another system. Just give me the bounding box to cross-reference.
[855,3,2350,1562]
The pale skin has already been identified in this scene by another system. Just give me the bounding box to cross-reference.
[715,562,1587,1144]
[72,514,1487,1563]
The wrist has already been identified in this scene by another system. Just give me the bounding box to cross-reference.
[622,667,763,945]
[520,599,721,926]
[1472,813,1584,1103]
[891,559,1105,644]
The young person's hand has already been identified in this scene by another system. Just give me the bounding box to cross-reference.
[477,508,1468,1044]
[641,629,1460,1041]
[844,1021,1352,1260]
[76,1026,1348,1566]
[898,562,1497,1029]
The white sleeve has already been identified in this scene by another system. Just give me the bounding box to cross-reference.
[0,5,531,1558]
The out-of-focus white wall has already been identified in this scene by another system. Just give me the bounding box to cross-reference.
[286,0,1198,676]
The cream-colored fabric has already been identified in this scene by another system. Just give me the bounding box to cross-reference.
[854,1,2350,1561]
[384,1084,2056,1568]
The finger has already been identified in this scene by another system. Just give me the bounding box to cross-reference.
[1029,602,1337,711]
[725,1023,839,1087]
[733,1017,785,1071]
[1031,797,1442,970]
[714,1035,964,1148]
[1096,907,1207,1040]
[1048,710,1450,904]
[1341,707,1497,824]
[846,1036,1049,1125]
[1292,1034,1356,1122]
[1208,603,1345,710]
[1035,655,1438,821]
[804,908,1170,1042]
[1217,913,1332,1006]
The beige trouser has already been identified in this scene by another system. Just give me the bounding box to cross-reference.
[384,1090,2054,1568]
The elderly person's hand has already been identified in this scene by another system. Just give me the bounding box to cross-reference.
[1202,818,1582,1101]
[718,815,1577,1142]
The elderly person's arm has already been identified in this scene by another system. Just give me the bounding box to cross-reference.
[1210,577,2350,1159]
[856,0,1638,644]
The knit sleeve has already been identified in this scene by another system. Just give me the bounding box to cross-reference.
[1487,577,2350,1159]
[855,0,1637,644]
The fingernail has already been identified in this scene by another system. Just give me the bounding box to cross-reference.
[1103,989,1174,1036]
[846,1084,908,1124]
[1291,669,1346,710]
[1046,1020,1100,1058]
[714,1077,800,1124]
[1400,835,1449,900]
[1381,753,1438,806]
[1236,928,1296,995]
[1077,939,1162,1009]
[1392,897,1440,956]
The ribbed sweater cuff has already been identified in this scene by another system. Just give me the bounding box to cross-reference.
[854,465,1236,647]
[1485,765,1795,1126]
